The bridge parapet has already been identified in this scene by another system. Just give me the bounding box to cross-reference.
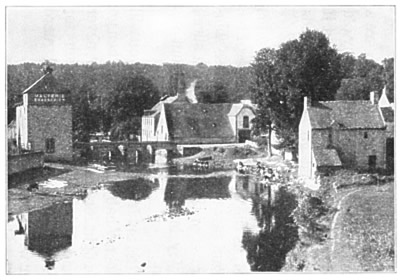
[74,141,177,164]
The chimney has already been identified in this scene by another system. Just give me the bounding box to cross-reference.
[304,96,311,110]
[370,91,375,104]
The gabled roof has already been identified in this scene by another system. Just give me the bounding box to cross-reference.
[22,71,69,94]
[228,103,255,116]
[151,94,191,111]
[228,104,244,116]
[313,148,342,167]
[308,101,385,129]
[163,103,234,140]
[378,87,391,107]
[381,107,394,123]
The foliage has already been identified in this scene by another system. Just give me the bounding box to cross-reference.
[105,74,160,140]
[291,178,335,245]
[196,80,230,103]
[382,58,394,102]
[251,29,343,156]
[336,54,385,101]
[72,84,99,142]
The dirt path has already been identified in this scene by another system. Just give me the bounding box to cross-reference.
[329,188,363,271]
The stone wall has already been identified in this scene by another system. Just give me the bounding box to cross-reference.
[314,128,386,169]
[8,152,44,175]
[28,105,73,161]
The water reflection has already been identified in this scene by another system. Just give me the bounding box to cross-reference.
[8,172,299,273]
[107,178,159,201]
[237,176,298,271]
[11,202,74,270]
[164,176,231,211]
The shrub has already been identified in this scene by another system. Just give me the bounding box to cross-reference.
[291,179,335,245]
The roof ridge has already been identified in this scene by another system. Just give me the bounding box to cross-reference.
[22,73,49,94]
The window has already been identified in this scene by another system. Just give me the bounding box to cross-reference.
[364,132,368,139]
[328,131,332,145]
[368,155,377,169]
[45,138,55,153]
[243,116,249,128]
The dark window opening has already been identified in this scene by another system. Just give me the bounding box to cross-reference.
[364,132,368,139]
[45,138,55,153]
[243,116,249,128]
[328,131,332,145]
[368,155,377,169]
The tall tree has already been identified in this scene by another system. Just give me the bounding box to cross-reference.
[72,84,99,142]
[105,74,160,140]
[251,48,280,155]
[382,58,394,103]
[251,30,342,159]
[336,54,384,100]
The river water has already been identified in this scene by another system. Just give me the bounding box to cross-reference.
[7,170,298,273]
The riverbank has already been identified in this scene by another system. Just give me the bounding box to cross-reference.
[283,173,395,272]
[8,155,395,272]
[8,163,159,216]
[173,145,269,170]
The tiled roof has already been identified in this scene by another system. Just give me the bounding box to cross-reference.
[308,101,385,129]
[163,103,235,142]
[313,148,342,167]
[23,72,69,94]
[380,107,394,123]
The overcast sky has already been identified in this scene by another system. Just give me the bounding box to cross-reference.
[6,6,395,66]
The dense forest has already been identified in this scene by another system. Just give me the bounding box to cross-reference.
[7,30,394,146]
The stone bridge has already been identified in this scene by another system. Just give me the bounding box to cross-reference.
[74,141,177,165]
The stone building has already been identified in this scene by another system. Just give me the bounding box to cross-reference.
[378,87,395,173]
[16,67,73,161]
[298,91,390,182]
[141,81,255,144]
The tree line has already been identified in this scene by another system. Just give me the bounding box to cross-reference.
[7,62,253,141]
[7,29,393,154]
[251,29,394,158]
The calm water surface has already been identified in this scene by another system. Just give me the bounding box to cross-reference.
[7,170,298,273]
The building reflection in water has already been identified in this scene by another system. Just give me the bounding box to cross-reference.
[236,175,299,271]
[24,202,73,270]
[164,176,232,211]
[107,178,159,201]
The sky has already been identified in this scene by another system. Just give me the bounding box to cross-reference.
[5,6,396,67]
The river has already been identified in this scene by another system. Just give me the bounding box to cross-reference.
[7,169,298,273]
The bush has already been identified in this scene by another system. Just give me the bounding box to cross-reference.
[291,179,335,245]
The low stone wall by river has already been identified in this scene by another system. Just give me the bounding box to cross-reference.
[8,152,44,175]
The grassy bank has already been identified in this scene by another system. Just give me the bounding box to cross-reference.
[337,182,394,271]
[283,171,395,272]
